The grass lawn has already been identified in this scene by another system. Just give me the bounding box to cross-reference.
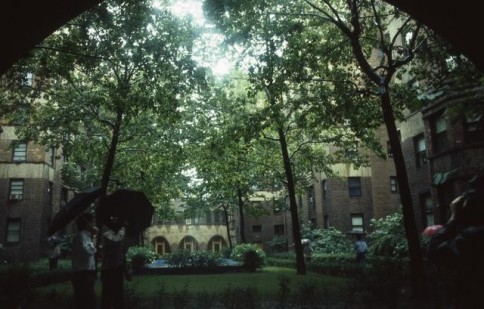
[34,267,350,308]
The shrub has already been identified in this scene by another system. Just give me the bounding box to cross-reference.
[165,249,222,268]
[126,246,157,271]
[190,250,221,268]
[267,235,288,253]
[166,249,190,267]
[367,211,408,257]
[231,243,265,271]
[300,224,353,254]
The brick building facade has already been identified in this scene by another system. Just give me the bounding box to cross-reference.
[0,124,70,261]
[240,85,483,251]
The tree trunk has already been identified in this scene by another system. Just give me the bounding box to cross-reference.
[277,127,306,275]
[95,108,123,256]
[100,108,123,195]
[222,203,233,248]
[380,88,426,296]
[237,188,247,243]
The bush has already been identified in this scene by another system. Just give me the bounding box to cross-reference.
[166,249,192,267]
[267,235,288,253]
[231,243,266,271]
[367,211,408,257]
[300,224,353,254]
[126,246,157,271]
[166,249,222,268]
[267,253,409,279]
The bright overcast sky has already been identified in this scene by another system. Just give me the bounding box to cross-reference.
[161,0,234,76]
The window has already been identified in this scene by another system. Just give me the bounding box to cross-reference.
[6,218,21,243]
[348,177,362,197]
[414,134,427,168]
[390,176,398,193]
[9,179,24,200]
[185,219,192,225]
[183,238,194,251]
[432,113,448,152]
[274,224,284,236]
[351,214,364,232]
[252,225,262,233]
[154,237,170,255]
[12,142,27,162]
[209,236,225,252]
[421,193,434,227]
[322,180,328,200]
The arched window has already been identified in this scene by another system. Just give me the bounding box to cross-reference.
[180,236,199,252]
[152,237,171,256]
[207,235,227,253]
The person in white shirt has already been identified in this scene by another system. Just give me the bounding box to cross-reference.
[354,234,368,263]
[71,213,98,309]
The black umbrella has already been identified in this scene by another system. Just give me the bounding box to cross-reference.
[98,189,154,236]
[48,187,102,236]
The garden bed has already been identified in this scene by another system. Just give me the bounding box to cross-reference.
[135,264,247,275]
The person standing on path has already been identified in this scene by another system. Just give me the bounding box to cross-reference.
[71,213,98,309]
[354,234,368,263]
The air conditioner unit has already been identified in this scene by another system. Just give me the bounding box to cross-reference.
[9,194,23,200]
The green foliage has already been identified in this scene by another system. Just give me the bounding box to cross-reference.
[230,243,266,270]
[367,211,408,257]
[166,249,191,267]
[166,249,222,268]
[126,246,157,270]
[7,0,201,206]
[300,224,353,254]
[267,235,288,253]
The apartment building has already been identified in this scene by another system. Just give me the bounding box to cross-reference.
[240,86,483,251]
[144,205,236,256]
[0,124,69,261]
[422,84,484,224]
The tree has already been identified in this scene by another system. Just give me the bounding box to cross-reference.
[181,70,284,245]
[203,0,433,290]
[204,0,381,275]
[295,0,428,294]
[8,0,202,209]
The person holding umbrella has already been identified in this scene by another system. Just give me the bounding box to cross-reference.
[100,216,128,309]
[71,213,98,309]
